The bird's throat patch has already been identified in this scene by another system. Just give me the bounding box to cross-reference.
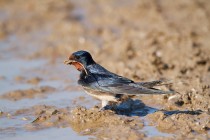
[71,62,84,71]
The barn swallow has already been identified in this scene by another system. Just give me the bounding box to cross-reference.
[64,50,173,109]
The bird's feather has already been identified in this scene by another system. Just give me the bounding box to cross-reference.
[136,79,172,88]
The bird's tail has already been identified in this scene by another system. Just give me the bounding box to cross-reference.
[135,79,175,94]
[136,79,172,88]
[145,87,175,94]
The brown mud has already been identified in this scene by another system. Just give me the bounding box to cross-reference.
[0,0,210,139]
[28,106,144,140]
[0,86,55,101]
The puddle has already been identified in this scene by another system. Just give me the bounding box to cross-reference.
[129,104,174,137]
[0,59,47,95]
[1,127,91,140]
[0,59,46,80]
[141,117,174,138]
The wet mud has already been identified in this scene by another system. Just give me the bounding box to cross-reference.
[29,106,144,140]
[0,86,55,101]
[0,0,210,139]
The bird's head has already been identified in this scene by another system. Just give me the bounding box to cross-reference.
[64,50,95,73]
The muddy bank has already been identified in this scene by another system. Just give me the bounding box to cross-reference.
[147,111,210,139]
[9,103,209,139]
[0,86,55,101]
[27,105,144,140]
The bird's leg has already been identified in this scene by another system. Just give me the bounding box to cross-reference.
[99,100,109,111]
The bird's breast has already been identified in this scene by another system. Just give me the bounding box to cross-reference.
[83,87,117,102]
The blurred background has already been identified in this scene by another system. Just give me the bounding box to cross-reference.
[0,0,210,139]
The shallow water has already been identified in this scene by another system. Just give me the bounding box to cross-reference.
[1,127,91,140]
[141,117,174,138]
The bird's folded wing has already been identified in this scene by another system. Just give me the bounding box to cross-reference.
[89,72,173,95]
[98,83,174,95]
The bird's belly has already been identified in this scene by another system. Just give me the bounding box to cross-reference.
[83,87,117,102]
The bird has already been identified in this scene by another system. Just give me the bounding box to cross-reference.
[64,50,174,109]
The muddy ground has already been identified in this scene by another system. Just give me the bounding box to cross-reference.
[0,0,210,139]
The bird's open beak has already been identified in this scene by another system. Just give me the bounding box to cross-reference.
[64,59,73,65]
[64,55,76,65]
[64,59,80,65]
[64,54,88,75]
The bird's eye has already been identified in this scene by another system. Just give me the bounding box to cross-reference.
[75,55,80,59]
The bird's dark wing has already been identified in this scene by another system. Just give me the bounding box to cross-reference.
[88,73,173,95]
[85,64,173,95]
[96,74,134,86]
